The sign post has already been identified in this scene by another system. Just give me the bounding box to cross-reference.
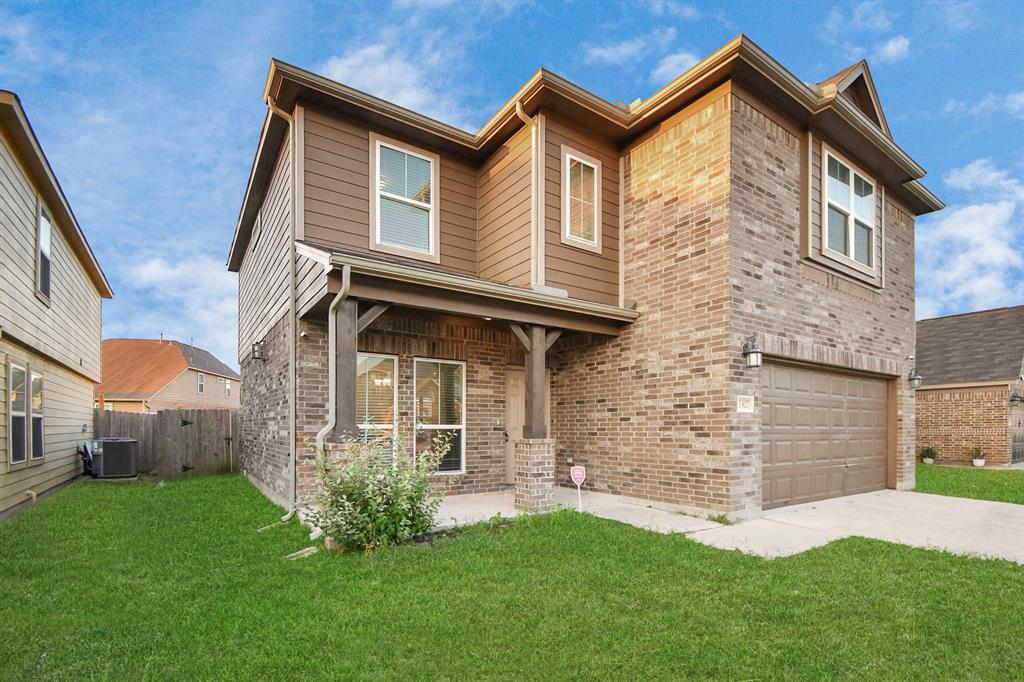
[570,466,586,512]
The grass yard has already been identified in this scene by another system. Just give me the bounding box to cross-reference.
[2,476,1023,680]
[916,462,1024,505]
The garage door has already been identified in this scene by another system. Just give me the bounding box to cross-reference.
[762,363,889,509]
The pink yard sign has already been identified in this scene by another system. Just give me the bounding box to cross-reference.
[570,466,586,486]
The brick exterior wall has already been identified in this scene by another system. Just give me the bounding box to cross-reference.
[239,312,291,507]
[916,385,1012,466]
[293,311,524,503]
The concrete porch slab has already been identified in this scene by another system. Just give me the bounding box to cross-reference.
[434,491,516,530]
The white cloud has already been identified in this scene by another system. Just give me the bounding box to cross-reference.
[650,50,700,83]
[945,91,1024,119]
[917,160,1024,319]
[0,12,69,76]
[927,0,983,32]
[872,35,910,63]
[584,27,675,66]
[649,0,701,20]
[117,255,239,367]
[825,0,892,36]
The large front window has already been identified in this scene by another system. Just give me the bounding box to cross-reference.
[373,136,438,260]
[824,149,875,270]
[356,353,397,448]
[414,358,465,474]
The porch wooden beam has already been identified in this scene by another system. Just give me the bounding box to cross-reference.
[357,303,390,333]
[525,324,548,439]
[508,322,531,353]
[334,298,359,439]
[544,329,563,352]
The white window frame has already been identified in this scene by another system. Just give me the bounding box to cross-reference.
[821,145,877,276]
[369,133,441,263]
[197,373,205,394]
[8,362,27,465]
[560,145,603,254]
[413,357,466,476]
[224,379,232,399]
[36,199,53,304]
[356,352,398,446]
[30,372,44,461]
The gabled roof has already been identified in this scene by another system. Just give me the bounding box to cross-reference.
[96,339,239,400]
[916,305,1024,386]
[227,34,942,271]
[816,60,891,138]
[0,91,113,298]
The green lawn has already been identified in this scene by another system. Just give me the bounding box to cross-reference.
[2,476,1022,680]
[916,462,1024,505]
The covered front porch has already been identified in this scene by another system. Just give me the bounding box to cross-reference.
[297,244,639,511]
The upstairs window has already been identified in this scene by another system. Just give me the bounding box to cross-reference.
[37,205,53,300]
[414,358,464,474]
[9,364,27,464]
[225,379,232,399]
[356,353,397,450]
[824,148,875,272]
[197,373,205,394]
[561,146,602,253]
[372,135,439,261]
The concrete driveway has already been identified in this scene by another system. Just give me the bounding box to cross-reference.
[688,490,1024,563]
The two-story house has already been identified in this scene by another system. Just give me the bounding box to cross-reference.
[1,91,113,516]
[227,35,941,517]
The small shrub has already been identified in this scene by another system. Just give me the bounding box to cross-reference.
[920,447,936,461]
[967,447,984,460]
[307,434,450,551]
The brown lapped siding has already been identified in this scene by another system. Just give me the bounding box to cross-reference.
[477,125,532,286]
[543,115,620,305]
[302,107,477,277]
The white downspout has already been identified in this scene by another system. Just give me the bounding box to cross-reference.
[315,264,352,455]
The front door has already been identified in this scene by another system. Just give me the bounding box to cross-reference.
[504,368,551,484]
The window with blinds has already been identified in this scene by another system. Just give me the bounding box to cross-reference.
[414,358,464,474]
[357,354,397,450]
[561,146,602,253]
[374,138,436,258]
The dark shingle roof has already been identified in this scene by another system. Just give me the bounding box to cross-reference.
[916,305,1024,386]
[176,342,240,381]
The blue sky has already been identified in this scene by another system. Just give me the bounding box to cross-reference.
[2,0,1022,367]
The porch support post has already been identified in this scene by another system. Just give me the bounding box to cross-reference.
[525,324,547,439]
[334,298,359,439]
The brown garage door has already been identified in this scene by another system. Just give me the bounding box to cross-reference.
[762,362,889,509]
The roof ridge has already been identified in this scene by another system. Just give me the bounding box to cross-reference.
[917,304,1024,322]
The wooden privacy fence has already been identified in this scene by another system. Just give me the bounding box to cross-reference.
[93,409,240,478]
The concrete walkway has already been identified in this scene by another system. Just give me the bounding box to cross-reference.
[688,490,1024,564]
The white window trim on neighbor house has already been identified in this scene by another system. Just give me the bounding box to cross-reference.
[413,357,466,476]
[356,352,398,445]
[36,199,53,304]
[197,372,205,394]
[821,144,877,277]
[225,379,232,399]
[560,144,602,254]
[368,133,441,264]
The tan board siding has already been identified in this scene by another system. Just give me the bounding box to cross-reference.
[302,107,477,276]
[0,130,103,381]
[238,137,291,364]
[150,368,240,410]
[477,125,532,287]
[295,252,328,317]
[543,115,620,305]
[808,131,883,287]
[0,339,93,512]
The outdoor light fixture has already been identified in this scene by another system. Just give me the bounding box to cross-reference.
[1011,393,1022,407]
[251,340,266,362]
[908,368,923,390]
[741,336,763,369]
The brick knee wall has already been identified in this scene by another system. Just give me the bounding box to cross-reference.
[916,386,1012,465]
[239,313,291,508]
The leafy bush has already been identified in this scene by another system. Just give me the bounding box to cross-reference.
[920,447,936,461]
[967,447,984,460]
[308,434,450,551]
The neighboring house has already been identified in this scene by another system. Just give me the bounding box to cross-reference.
[227,35,942,515]
[0,91,113,515]
[916,306,1024,467]
[95,339,240,412]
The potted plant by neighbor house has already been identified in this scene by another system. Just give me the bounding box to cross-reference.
[968,447,986,468]
[920,447,936,465]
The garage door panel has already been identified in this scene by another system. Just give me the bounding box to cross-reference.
[763,363,888,509]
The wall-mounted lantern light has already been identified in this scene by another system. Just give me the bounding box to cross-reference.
[908,368,923,390]
[1011,393,1022,407]
[741,336,763,369]
[251,340,266,362]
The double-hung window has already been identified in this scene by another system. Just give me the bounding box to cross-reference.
[372,134,439,261]
[9,364,27,464]
[824,148,875,272]
[37,205,53,301]
[225,379,232,399]
[561,146,602,253]
[197,373,205,394]
[30,373,43,460]
[356,353,397,449]
[414,358,465,474]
